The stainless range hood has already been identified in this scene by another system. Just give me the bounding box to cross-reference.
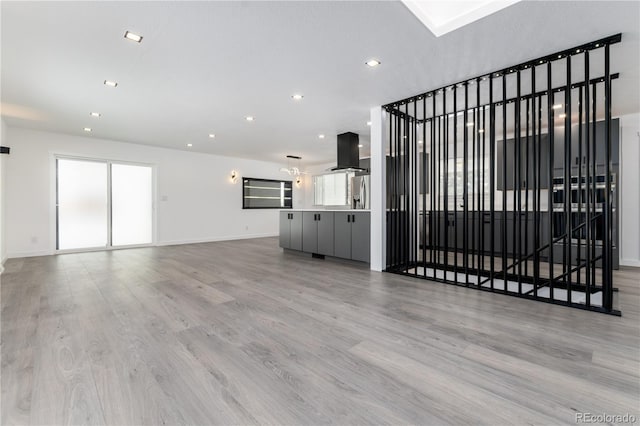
[330,132,365,171]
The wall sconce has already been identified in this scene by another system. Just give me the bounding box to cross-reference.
[295,176,302,186]
[230,170,238,184]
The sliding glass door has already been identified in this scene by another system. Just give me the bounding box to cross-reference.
[111,163,153,246]
[57,159,109,250]
[56,157,153,251]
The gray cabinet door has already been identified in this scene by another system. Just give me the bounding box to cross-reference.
[481,212,503,254]
[290,212,303,251]
[302,212,318,253]
[435,212,448,251]
[279,212,290,248]
[334,212,352,259]
[447,213,456,251]
[522,134,550,189]
[467,214,480,253]
[499,135,550,191]
[553,127,566,171]
[317,212,335,256]
[351,212,370,262]
[553,119,619,173]
[593,118,619,167]
[496,139,516,190]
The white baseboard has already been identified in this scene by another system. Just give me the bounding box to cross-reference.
[154,233,279,247]
[5,235,279,259]
[7,250,52,259]
[620,258,640,267]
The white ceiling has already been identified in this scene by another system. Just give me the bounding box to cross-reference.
[401,0,521,37]
[1,1,638,167]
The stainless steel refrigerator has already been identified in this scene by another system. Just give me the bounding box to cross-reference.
[351,175,370,210]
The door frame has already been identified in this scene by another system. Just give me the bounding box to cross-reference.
[51,154,157,254]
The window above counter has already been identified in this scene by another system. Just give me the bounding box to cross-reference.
[242,177,292,209]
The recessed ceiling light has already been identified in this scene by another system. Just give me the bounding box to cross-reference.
[245,116,254,122]
[291,94,304,100]
[104,80,118,87]
[365,59,381,67]
[187,143,193,147]
[358,144,363,148]
[418,140,423,144]
[466,122,474,127]
[478,129,485,133]
[552,104,563,110]
[83,127,92,132]
[90,112,101,117]
[558,113,567,119]
[366,121,372,126]
[208,133,216,139]
[318,134,325,139]
[124,31,143,43]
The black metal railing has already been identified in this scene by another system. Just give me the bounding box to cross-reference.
[383,34,621,315]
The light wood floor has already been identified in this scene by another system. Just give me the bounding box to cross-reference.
[2,237,639,425]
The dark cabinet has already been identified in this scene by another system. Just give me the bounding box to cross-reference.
[434,212,467,252]
[302,212,334,256]
[335,212,370,262]
[479,212,503,254]
[351,212,371,262]
[419,153,430,194]
[504,213,535,257]
[552,118,619,172]
[279,211,302,250]
[497,135,549,190]
[429,211,554,257]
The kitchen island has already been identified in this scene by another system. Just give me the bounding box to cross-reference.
[280,209,370,263]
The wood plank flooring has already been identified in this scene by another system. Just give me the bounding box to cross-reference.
[2,237,639,425]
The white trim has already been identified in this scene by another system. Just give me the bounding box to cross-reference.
[620,259,640,268]
[55,243,154,255]
[370,106,386,272]
[52,153,157,253]
[8,250,52,259]
[7,234,278,259]
[156,233,278,247]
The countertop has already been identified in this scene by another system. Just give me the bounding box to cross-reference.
[284,209,371,212]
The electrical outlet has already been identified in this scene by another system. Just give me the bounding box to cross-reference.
[30,236,38,244]
[245,225,249,231]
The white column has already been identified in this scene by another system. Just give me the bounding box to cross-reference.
[619,113,640,266]
[370,106,386,271]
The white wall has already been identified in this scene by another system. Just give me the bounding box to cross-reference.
[619,113,640,267]
[5,127,305,258]
[0,119,7,268]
